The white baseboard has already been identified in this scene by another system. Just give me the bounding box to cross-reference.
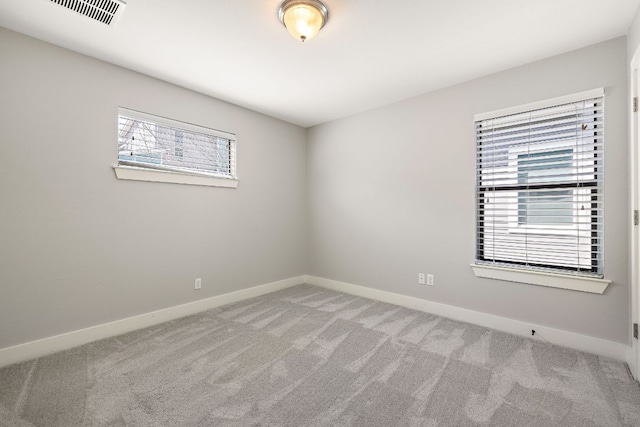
[1,274,630,369]
[307,275,629,362]
[0,275,304,369]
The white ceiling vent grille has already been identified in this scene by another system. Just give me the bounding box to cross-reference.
[49,0,126,27]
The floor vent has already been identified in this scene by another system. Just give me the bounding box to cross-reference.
[49,0,126,27]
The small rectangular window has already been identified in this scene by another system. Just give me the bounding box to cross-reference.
[117,108,236,179]
[475,90,604,277]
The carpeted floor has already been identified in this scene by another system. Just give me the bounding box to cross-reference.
[1,284,639,426]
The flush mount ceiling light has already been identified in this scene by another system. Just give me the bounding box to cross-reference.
[278,0,329,42]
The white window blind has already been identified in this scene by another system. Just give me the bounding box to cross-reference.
[117,108,236,179]
[475,90,604,277]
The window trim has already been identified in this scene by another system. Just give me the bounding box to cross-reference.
[113,165,238,188]
[474,88,604,121]
[473,88,606,290]
[114,107,238,187]
[471,263,610,294]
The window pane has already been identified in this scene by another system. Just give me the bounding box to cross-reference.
[517,149,574,225]
[117,109,236,179]
[518,189,573,225]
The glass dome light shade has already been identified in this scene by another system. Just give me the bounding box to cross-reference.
[278,0,328,42]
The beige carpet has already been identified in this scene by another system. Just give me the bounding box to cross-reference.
[1,284,639,426]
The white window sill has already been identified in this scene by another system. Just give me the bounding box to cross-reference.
[471,264,610,294]
[113,165,238,188]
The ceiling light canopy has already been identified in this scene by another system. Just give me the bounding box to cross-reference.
[278,0,329,42]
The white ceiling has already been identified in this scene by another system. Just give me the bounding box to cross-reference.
[1,0,639,127]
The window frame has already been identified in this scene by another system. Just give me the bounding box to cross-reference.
[113,108,238,188]
[472,89,610,294]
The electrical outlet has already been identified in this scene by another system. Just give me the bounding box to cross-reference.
[418,273,426,285]
[426,274,434,286]
[195,278,202,290]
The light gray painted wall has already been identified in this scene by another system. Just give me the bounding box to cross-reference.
[629,6,640,61]
[0,28,307,349]
[307,37,630,344]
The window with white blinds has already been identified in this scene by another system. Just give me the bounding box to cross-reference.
[117,108,236,179]
[475,90,604,277]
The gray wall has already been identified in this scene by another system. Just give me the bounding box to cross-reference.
[0,27,632,350]
[629,6,640,61]
[307,37,630,344]
[0,28,307,349]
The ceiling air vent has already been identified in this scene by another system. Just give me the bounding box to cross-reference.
[49,0,126,27]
